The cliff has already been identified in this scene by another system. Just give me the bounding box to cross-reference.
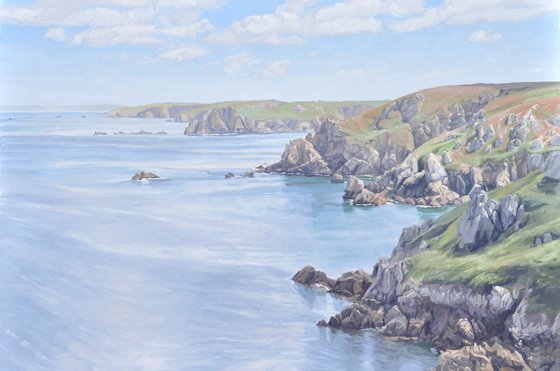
[294,171,560,369]
[267,82,560,208]
[108,100,384,135]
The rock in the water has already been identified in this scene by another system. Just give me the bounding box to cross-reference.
[243,171,255,178]
[343,176,365,200]
[330,173,344,183]
[327,303,384,330]
[131,171,160,181]
[330,269,374,298]
[265,138,331,176]
[224,172,236,178]
[292,265,334,288]
[382,305,408,336]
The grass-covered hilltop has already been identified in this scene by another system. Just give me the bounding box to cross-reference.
[108,100,385,135]
[284,82,560,370]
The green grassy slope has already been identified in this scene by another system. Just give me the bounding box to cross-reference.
[108,100,387,121]
[408,173,560,313]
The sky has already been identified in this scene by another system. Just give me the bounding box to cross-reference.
[0,0,559,106]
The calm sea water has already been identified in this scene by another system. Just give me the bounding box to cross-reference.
[0,113,445,370]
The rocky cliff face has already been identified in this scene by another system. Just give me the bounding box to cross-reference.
[183,107,322,135]
[265,120,405,176]
[268,83,560,209]
[293,179,560,369]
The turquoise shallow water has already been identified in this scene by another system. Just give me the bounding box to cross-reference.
[0,113,445,370]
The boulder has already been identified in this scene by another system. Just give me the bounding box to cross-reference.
[343,176,365,200]
[292,266,334,288]
[330,173,344,183]
[327,303,384,330]
[382,305,408,336]
[437,339,531,371]
[330,269,374,298]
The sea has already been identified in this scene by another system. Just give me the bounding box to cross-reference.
[0,112,447,370]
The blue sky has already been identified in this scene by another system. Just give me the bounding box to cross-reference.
[0,0,559,105]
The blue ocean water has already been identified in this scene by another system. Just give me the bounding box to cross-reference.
[0,113,445,370]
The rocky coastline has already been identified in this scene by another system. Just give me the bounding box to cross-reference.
[292,178,560,369]
[264,83,560,369]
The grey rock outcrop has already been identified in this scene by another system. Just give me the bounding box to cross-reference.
[330,269,374,298]
[343,176,365,200]
[457,186,524,251]
[292,266,334,288]
[265,138,331,176]
[543,151,560,180]
[437,339,531,371]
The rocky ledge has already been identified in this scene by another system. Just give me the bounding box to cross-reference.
[293,185,560,370]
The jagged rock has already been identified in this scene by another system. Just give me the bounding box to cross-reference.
[265,138,331,176]
[425,153,447,182]
[494,134,504,148]
[243,171,255,178]
[224,172,236,178]
[441,151,453,165]
[543,151,560,180]
[131,171,160,181]
[292,265,334,288]
[447,165,482,196]
[391,219,433,260]
[363,258,409,303]
[457,186,523,251]
[498,194,522,231]
[481,162,511,189]
[466,123,486,153]
[343,176,365,200]
[505,113,518,126]
[353,189,388,206]
[330,173,344,183]
[327,303,384,330]
[507,122,530,151]
[533,232,559,246]
[549,135,560,147]
[330,269,374,298]
[383,305,408,336]
[529,137,544,150]
[437,339,531,371]
[337,157,376,175]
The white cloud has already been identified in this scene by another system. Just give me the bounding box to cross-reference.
[468,30,502,43]
[392,0,560,33]
[206,0,422,45]
[44,27,67,42]
[160,45,208,61]
[262,59,292,78]
[307,50,320,57]
[0,1,220,48]
[222,53,262,75]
